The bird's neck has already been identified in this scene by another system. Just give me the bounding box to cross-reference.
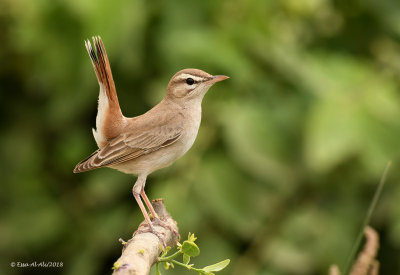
[164,95,204,111]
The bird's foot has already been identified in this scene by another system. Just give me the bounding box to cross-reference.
[134,222,167,247]
[152,217,180,239]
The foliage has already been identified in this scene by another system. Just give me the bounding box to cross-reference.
[156,233,229,275]
[1,0,400,274]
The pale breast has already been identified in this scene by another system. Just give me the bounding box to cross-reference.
[178,105,202,156]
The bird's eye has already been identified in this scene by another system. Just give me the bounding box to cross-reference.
[186,78,195,85]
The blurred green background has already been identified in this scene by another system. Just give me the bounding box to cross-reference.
[1,0,400,274]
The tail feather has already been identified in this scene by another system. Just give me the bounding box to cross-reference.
[85,36,120,107]
[75,36,126,173]
[84,36,125,149]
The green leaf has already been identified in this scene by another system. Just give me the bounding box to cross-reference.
[181,240,200,257]
[202,259,230,272]
[183,254,191,265]
[188,232,198,242]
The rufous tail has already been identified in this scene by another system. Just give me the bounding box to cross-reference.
[85,36,125,149]
[75,36,126,173]
[84,36,121,109]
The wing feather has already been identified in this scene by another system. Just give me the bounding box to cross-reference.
[73,112,184,173]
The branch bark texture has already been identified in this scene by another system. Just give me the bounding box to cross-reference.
[112,199,180,275]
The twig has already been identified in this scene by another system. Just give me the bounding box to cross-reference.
[350,226,380,275]
[329,226,380,275]
[329,264,341,275]
[112,199,180,275]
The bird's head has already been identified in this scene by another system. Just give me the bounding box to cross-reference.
[165,68,229,103]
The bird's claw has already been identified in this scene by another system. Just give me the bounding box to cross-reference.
[134,222,167,247]
[152,217,180,239]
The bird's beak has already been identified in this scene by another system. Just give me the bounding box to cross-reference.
[210,75,229,83]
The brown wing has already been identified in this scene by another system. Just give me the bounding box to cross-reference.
[73,114,184,173]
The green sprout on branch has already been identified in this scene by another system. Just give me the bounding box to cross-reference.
[156,233,230,275]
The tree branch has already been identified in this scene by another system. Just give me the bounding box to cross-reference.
[112,199,180,275]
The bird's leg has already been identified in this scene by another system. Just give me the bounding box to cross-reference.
[132,176,153,228]
[140,189,159,220]
[133,193,152,227]
[141,188,179,238]
[133,175,166,246]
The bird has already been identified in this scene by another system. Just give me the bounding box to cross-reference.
[73,36,229,233]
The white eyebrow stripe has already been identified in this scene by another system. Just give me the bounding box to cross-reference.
[175,73,206,83]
